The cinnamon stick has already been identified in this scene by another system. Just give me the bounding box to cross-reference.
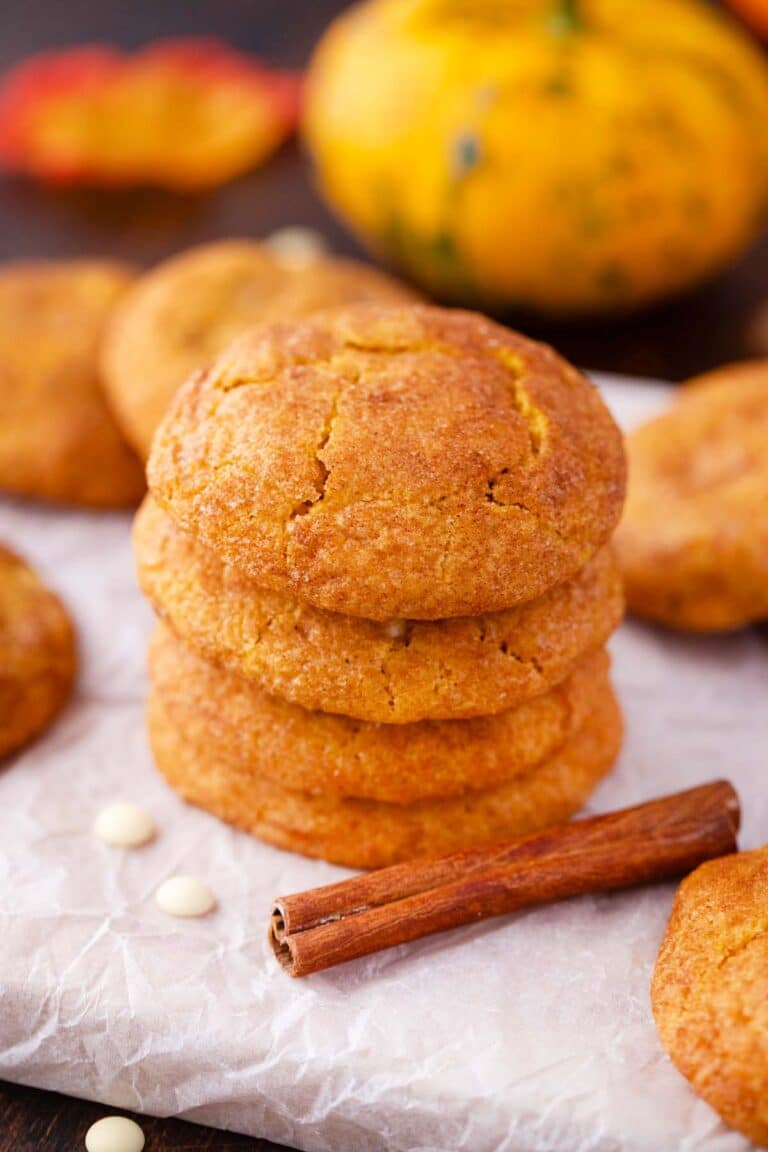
[269,780,740,977]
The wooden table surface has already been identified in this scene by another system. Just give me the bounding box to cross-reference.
[1,1,767,1149]
[0,1080,288,1151]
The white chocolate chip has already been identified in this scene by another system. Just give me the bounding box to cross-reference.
[265,226,329,266]
[94,803,155,848]
[384,620,407,640]
[156,875,216,918]
[85,1116,145,1152]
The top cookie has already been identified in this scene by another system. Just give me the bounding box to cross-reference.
[0,261,144,508]
[652,847,768,1148]
[101,240,420,458]
[615,360,768,631]
[148,305,625,620]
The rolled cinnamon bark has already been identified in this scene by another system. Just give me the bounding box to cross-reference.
[270,781,740,977]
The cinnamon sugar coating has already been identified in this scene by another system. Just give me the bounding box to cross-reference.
[149,623,612,803]
[616,360,768,631]
[652,846,768,1147]
[102,241,419,458]
[149,681,623,868]
[0,261,143,508]
[0,545,76,757]
[135,496,623,723]
[148,304,626,619]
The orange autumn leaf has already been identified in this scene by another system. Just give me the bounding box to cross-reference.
[0,39,302,189]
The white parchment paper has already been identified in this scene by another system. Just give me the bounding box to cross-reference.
[0,376,766,1152]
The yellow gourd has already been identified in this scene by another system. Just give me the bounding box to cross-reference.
[304,0,768,315]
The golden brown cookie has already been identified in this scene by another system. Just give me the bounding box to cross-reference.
[149,683,622,868]
[102,240,420,458]
[148,622,612,803]
[652,847,768,1148]
[135,496,623,723]
[615,360,768,631]
[148,305,626,620]
[0,261,144,508]
[0,545,76,757]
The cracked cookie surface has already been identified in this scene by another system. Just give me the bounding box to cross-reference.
[136,496,623,722]
[148,305,626,620]
[615,360,768,631]
[652,847,768,1147]
[149,622,612,803]
[102,240,419,458]
[148,673,622,868]
[0,545,76,757]
[0,261,144,508]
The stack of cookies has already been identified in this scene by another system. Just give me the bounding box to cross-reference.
[136,304,627,869]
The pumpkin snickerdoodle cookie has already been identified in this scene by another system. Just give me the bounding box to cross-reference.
[0,261,144,508]
[135,496,623,723]
[148,681,622,868]
[148,305,626,620]
[615,360,768,631]
[0,545,76,758]
[149,623,611,803]
[102,240,419,458]
[652,846,768,1147]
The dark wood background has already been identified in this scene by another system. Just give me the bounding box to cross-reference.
[1,1,767,1149]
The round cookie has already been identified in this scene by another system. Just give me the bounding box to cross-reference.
[148,305,626,620]
[0,545,76,757]
[102,240,420,458]
[135,496,623,723]
[615,360,768,631]
[149,622,612,803]
[0,261,144,508]
[148,685,623,868]
[652,847,768,1147]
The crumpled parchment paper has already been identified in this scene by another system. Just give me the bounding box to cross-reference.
[0,377,765,1152]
